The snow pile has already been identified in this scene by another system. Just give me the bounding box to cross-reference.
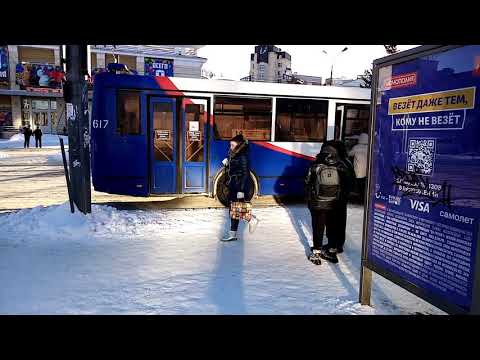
[0,134,68,149]
[6,133,23,142]
[0,202,182,244]
[0,152,8,159]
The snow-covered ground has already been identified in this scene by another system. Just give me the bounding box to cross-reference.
[0,133,68,149]
[0,202,445,315]
[46,152,67,165]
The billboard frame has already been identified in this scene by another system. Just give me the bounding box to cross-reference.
[359,45,480,315]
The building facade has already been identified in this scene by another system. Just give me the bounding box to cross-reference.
[325,76,364,87]
[241,45,324,86]
[0,45,206,138]
[288,73,323,85]
[243,45,292,83]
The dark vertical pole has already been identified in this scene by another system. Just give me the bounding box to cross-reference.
[359,63,379,306]
[64,45,91,214]
[60,137,75,213]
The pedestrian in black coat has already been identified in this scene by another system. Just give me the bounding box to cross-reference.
[321,140,355,255]
[305,144,353,264]
[33,126,43,148]
[221,134,259,241]
[23,125,33,148]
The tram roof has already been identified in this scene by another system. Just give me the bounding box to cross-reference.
[95,73,371,101]
[163,77,372,101]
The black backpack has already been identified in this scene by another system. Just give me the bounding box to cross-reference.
[311,163,341,204]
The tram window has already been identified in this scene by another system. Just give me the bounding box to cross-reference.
[185,104,205,162]
[343,105,369,138]
[117,91,141,136]
[214,96,272,141]
[275,98,327,142]
[153,102,174,162]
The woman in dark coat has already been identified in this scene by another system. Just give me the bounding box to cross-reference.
[221,134,259,241]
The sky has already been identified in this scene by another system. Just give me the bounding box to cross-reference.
[197,45,419,81]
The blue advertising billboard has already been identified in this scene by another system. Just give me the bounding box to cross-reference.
[144,57,174,77]
[0,45,9,84]
[364,45,480,314]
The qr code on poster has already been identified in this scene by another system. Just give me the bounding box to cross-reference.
[407,139,436,176]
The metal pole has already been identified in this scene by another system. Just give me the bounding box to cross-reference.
[60,137,75,213]
[330,64,333,86]
[64,45,91,214]
[358,62,379,307]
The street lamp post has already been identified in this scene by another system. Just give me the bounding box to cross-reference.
[323,47,348,85]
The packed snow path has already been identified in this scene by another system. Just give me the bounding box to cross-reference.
[0,203,444,314]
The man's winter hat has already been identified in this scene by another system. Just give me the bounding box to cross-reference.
[230,134,245,143]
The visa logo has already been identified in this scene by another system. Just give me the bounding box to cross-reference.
[410,199,430,213]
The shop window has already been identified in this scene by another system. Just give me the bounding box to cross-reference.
[33,112,48,126]
[214,97,272,141]
[117,91,141,136]
[18,47,55,64]
[0,96,12,127]
[32,100,49,111]
[105,53,117,65]
[275,98,328,142]
[90,53,97,69]
[119,55,136,71]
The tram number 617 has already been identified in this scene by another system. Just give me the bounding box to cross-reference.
[92,119,109,129]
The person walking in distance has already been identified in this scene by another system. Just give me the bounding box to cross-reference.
[33,125,43,148]
[221,134,259,242]
[305,144,353,264]
[348,133,368,203]
[23,125,33,148]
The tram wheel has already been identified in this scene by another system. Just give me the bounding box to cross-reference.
[215,171,256,207]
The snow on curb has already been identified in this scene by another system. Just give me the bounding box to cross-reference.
[0,134,69,149]
[0,203,202,245]
[47,152,66,165]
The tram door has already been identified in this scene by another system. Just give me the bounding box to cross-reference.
[182,99,208,193]
[151,97,177,193]
[150,97,208,194]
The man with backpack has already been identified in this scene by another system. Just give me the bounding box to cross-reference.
[305,143,354,265]
[323,140,355,255]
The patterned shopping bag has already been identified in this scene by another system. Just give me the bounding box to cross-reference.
[230,201,253,221]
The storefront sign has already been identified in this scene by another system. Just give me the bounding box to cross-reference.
[144,58,174,77]
[364,45,480,314]
[384,72,417,90]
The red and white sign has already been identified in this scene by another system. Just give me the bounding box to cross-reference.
[26,87,62,94]
[384,72,417,90]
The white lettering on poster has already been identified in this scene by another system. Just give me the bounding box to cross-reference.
[409,199,430,213]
